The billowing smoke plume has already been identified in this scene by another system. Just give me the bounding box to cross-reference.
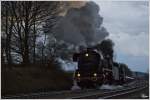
[53,1,109,47]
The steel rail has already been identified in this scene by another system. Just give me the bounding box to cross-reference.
[2,80,147,99]
[70,84,147,99]
[101,86,148,99]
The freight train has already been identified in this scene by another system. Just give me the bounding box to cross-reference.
[73,48,132,88]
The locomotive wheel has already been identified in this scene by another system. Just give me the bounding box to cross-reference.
[93,81,103,89]
[77,81,86,89]
[77,81,98,89]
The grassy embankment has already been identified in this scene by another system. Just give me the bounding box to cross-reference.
[1,64,74,96]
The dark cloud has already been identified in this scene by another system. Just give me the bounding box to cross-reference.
[53,1,109,46]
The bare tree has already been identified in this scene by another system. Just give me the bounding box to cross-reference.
[1,2,14,65]
[1,1,64,65]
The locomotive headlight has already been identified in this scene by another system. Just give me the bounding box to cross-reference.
[85,53,89,57]
[93,73,97,77]
[77,73,80,77]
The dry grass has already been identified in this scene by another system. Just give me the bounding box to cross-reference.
[1,64,73,96]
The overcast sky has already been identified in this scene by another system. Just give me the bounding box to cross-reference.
[94,1,149,72]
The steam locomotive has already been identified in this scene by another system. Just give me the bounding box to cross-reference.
[73,48,127,88]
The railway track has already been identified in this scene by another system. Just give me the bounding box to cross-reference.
[71,80,148,99]
[71,85,148,99]
[101,86,148,99]
[2,80,148,99]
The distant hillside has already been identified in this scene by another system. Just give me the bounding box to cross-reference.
[132,71,148,79]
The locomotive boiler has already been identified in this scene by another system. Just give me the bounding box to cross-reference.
[73,48,126,88]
